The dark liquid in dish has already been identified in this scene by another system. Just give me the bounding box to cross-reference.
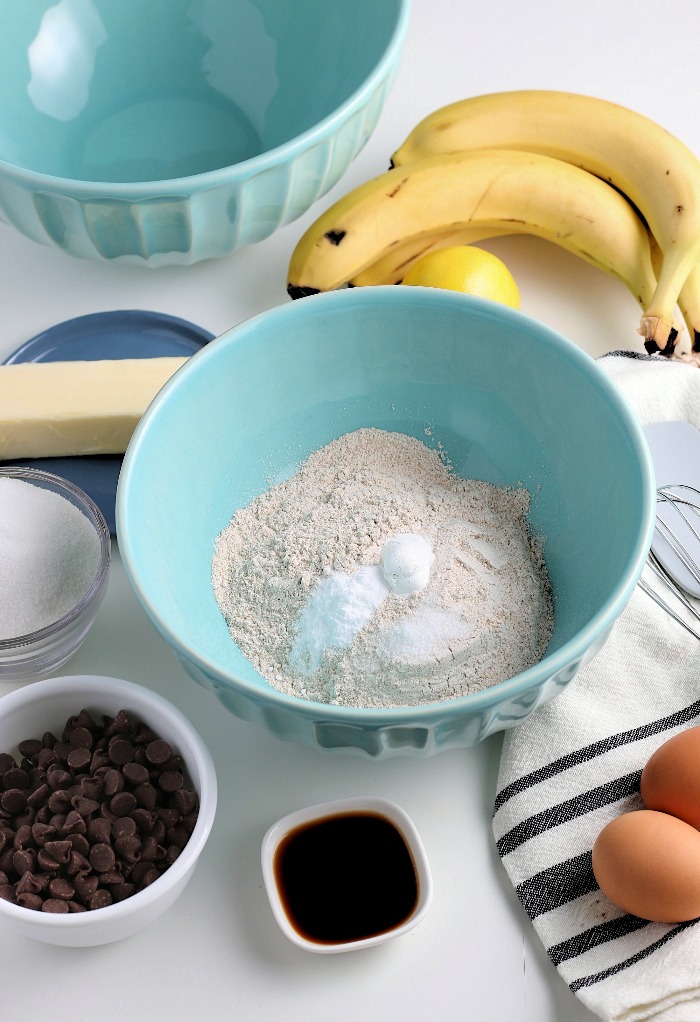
[274,811,419,944]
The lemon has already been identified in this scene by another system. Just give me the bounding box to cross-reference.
[401,245,520,308]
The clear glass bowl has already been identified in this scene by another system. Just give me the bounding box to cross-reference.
[0,467,111,682]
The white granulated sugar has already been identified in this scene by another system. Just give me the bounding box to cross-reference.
[211,428,554,709]
[0,477,101,640]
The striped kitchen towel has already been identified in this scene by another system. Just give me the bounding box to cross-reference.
[494,352,700,1022]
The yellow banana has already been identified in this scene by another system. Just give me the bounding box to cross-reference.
[350,227,512,286]
[647,233,700,353]
[288,149,660,332]
[679,266,700,353]
[390,90,700,351]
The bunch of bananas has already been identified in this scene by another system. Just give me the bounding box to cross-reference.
[287,90,700,357]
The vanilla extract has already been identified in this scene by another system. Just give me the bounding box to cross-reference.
[273,811,419,945]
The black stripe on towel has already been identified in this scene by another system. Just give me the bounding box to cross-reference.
[516,852,598,919]
[569,919,700,992]
[548,914,650,966]
[494,698,700,814]
[497,771,641,857]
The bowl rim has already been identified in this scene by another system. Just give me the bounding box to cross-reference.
[0,0,411,194]
[0,674,218,930]
[117,287,656,724]
[0,467,111,650]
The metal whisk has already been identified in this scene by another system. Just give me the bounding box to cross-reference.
[638,485,700,639]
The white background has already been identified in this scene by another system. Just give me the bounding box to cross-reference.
[2,2,699,1019]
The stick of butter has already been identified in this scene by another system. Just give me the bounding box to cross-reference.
[0,357,188,458]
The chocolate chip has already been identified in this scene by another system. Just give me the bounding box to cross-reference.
[48,813,67,833]
[80,776,102,801]
[67,834,90,857]
[3,767,30,790]
[46,790,71,814]
[134,724,159,746]
[108,738,134,766]
[102,769,124,797]
[97,868,122,884]
[36,748,57,771]
[1,790,27,814]
[68,727,93,750]
[63,810,88,834]
[13,824,33,849]
[89,750,111,773]
[44,840,72,865]
[110,792,137,818]
[27,783,50,809]
[31,823,55,847]
[42,898,70,913]
[89,890,112,910]
[114,836,141,863]
[70,796,99,818]
[17,892,43,910]
[105,711,132,737]
[89,843,115,873]
[66,747,92,771]
[0,883,17,903]
[112,817,137,840]
[166,826,190,851]
[136,867,160,890]
[13,806,36,830]
[145,740,172,766]
[86,818,112,845]
[0,754,17,775]
[74,873,99,902]
[171,788,198,816]
[158,771,183,793]
[12,849,36,875]
[122,762,149,787]
[109,882,136,903]
[131,809,155,834]
[17,739,43,759]
[48,878,74,900]
[133,782,157,811]
[17,871,50,895]
[66,851,91,876]
[68,900,87,913]
[46,766,72,792]
[52,742,72,764]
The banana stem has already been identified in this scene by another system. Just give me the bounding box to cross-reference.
[649,234,700,353]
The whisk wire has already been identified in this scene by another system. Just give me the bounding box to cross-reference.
[639,484,700,638]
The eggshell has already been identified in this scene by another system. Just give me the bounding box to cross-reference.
[592,809,700,922]
[641,726,700,828]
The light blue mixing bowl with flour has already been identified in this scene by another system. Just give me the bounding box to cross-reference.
[117,287,655,757]
[0,0,410,264]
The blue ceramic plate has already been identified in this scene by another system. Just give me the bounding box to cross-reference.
[1,310,215,533]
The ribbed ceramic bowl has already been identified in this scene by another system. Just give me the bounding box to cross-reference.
[0,675,217,946]
[0,0,410,265]
[117,288,656,758]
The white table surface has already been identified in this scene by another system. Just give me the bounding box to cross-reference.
[1,2,699,1019]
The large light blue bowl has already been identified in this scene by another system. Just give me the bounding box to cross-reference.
[117,288,655,757]
[0,0,410,265]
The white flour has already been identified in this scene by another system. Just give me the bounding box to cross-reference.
[211,429,553,708]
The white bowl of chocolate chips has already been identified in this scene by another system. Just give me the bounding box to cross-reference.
[0,675,217,946]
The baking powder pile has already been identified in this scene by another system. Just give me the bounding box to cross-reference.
[211,429,553,709]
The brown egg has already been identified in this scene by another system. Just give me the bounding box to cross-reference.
[641,726,700,828]
[592,809,700,922]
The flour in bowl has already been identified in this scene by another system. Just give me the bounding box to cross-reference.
[211,428,553,708]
